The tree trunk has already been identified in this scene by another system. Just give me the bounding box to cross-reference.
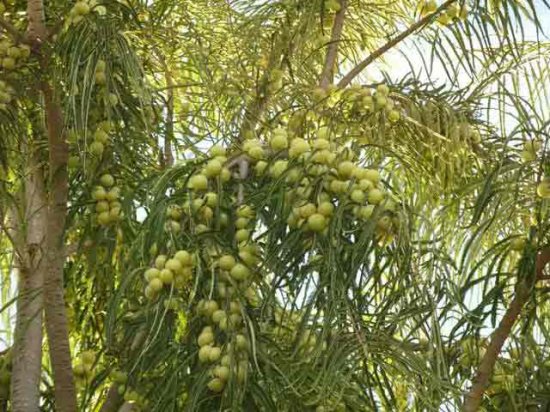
[9,152,46,412]
[25,0,77,409]
[41,81,76,412]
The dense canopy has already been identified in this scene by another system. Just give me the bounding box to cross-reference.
[1,0,550,411]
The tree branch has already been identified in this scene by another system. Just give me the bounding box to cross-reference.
[337,0,458,88]
[319,0,347,89]
[462,248,550,411]
[98,384,123,412]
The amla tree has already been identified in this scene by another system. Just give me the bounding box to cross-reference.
[1,0,550,411]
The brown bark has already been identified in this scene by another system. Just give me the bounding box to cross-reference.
[26,0,77,409]
[98,384,123,412]
[41,81,77,412]
[462,249,550,411]
[319,0,347,89]
[9,152,46,412]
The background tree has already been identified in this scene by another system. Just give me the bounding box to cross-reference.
[1,0,550,411]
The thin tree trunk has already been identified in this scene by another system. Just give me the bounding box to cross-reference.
[41,81,76,412]
[26,0,77,409]
[9,151,46,412]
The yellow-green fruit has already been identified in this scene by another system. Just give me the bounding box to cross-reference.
[420,0,437,16]
[90,141,104,156]
[205,192,218,207]
[299,203,317,219]
[100,174,114,187]
[235,334,248,351]
[81,350,95,365]
[165,258,182,273]
[204,159,223,177]
[537,178,550,198]
[73,363,86,376]
[144,268,160,282]
[350,189,366,203]
[7,47,21,59]
[209,347,222,362]
[95,200,109,213]
[155,255,168,270]
[105,188,120,201]
[248,146,265,160]
[313,138,330,150]
[235,229,250,242]
[368,189,384,205]
[270,134,288,151]
[97,211,111,225]
[270,160,288,178]
[207,378,225,393]
[2,57,15,70]
[198,346,212,363]
[210,145,226,157]
[317,201,334,216]
[95,72,107,85]
[235,217,249,229]
[510,237,526,251]
[212,309,226,323]
[74,1,91,15]
[198,331,214,347]
[387,110,400,123]
[230,263,250,281]
[94,129,109,144]
[148,278,163,292]
[219,255,236,270]
[255,161,268,175]
[188,174,208,191]
[214,365,230,381]
[338,161,355,178]
[289,138,310,158]
[238,250,257,266]
[92,186,107,200]
[175,250,192,266]
[159,268,174,284]
[307,213,327,232]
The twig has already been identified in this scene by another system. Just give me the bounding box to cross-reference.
[319,0,347,89]
[462,248,550,411]
[337,0,458,88]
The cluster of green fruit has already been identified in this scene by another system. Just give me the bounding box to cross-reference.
[0,80,14,111]
[95,59,108,86]
[91,174,122,226]
[195,303,250,393]
[123,389,149,410]
[89,120,113,157]
[73,350,96,381]
[143,250,196,300]
[67,0,106,26]
[0,38,30,71]
[243,124,398,242]
[0,350,12,401]
[419,1,468,25]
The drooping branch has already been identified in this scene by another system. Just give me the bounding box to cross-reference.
[319,0,347,89]
[462,248,550,411]
[337,0,458,88]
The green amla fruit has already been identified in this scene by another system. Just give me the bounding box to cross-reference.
[207,377,225,393]
[307,213,327,232]
[74,1,91,16]
[89,141,104,156]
